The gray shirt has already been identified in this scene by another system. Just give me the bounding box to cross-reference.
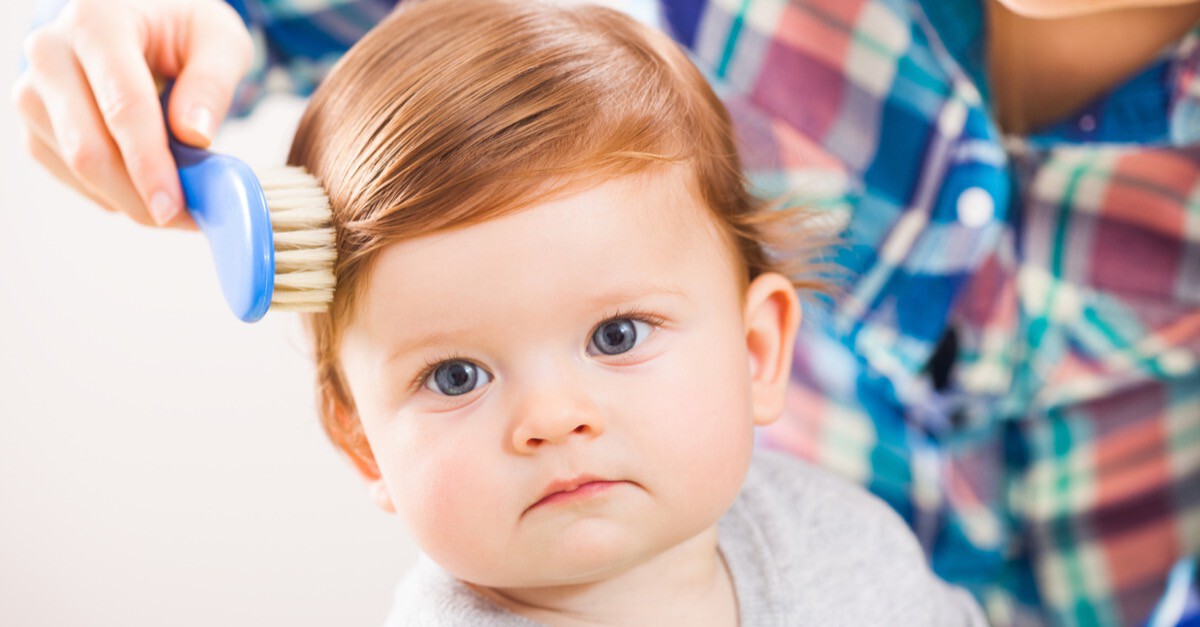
[385,450,988,626]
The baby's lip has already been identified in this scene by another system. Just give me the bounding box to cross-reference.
[524,475,626,514]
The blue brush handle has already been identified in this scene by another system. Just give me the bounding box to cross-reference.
[162,87,274,323]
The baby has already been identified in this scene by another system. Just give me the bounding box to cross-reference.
[287,0,987,624]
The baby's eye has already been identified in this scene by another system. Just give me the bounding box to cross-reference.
[588,318,652,356]
[424,360,491,396]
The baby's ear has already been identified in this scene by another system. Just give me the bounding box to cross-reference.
[742,272,801,427]
[331,401,398,514]
[366,478,397,514]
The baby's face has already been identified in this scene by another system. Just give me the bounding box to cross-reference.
[338,168,777,588]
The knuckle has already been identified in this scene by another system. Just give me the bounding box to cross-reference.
[214,3,255,70]
[64,140,106,178]
[234,25,254,65]
[93,80,144,126]
[22,29,60,66]
[125,155,163,190]
[236,35,254,72]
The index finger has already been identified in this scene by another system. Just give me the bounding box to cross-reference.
[73,18,183,226]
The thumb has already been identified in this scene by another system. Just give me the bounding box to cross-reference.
[165,2,253,148]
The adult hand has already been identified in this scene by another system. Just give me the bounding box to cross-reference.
[12,0,254,228]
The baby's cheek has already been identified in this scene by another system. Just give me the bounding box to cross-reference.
[396,449,510,581]
[662,336,755,487]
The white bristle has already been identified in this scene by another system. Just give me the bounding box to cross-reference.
[273,269,337,290]
[275,250,337,274]
[271,290,335,308]
[274,228,335,249]
[270,301,333,313]
[257,165,336,313]
[270,207,332,229]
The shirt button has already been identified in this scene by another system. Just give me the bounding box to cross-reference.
[956,186,994,228]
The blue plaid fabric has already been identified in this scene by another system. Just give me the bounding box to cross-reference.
[223,0,398,114]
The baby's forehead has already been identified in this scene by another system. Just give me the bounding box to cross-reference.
[346,168,746,336]
[409,165,735,265]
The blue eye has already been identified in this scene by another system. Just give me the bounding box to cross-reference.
[588,318,651,356]
[425,360,491,396]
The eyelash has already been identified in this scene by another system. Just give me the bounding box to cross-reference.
[592,307,667,345]
[406,308,667,393]
[408,352,475,395]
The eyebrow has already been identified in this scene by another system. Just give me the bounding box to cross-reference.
[579,282,687,312]
[381,282,687,366]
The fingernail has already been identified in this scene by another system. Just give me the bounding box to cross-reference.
[150,191,177,226]
[189,106,214,142]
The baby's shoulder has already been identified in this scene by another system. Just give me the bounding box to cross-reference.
[722,450,987,625]
[738,448,918,549]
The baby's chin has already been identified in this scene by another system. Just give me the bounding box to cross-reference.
[447,517,724,592]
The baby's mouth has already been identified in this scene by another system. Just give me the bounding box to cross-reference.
[524,476,629,514]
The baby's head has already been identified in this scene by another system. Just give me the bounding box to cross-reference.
[289,0,818,592]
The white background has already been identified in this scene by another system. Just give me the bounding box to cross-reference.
[0,2,419,625]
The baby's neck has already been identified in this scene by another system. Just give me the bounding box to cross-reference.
[470,525,737,626]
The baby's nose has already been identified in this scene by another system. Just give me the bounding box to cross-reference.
[509,381,606,453]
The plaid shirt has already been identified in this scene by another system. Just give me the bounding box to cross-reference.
[225,0,1200,625]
